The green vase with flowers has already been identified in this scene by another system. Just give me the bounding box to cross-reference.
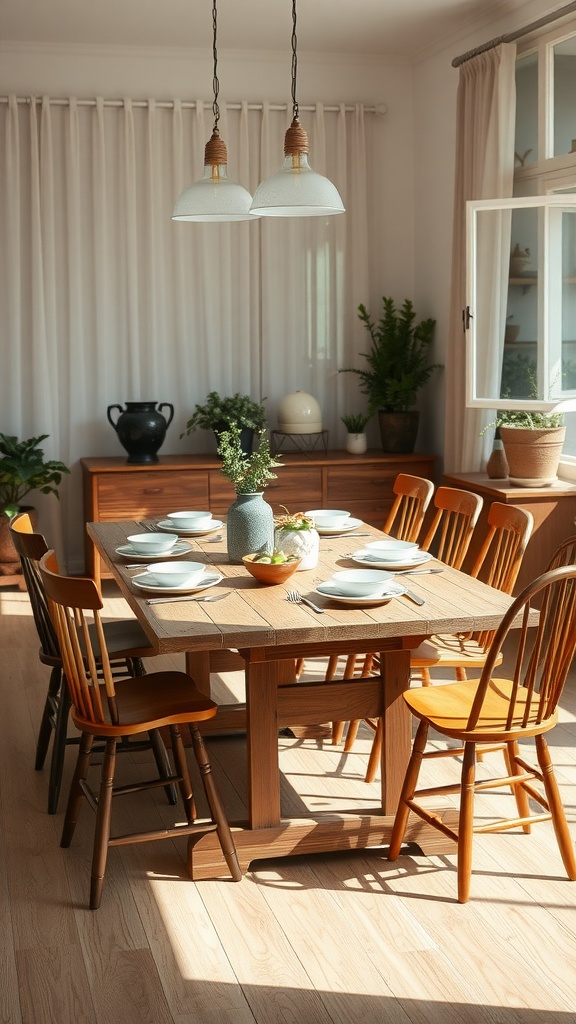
[217,426,282,563]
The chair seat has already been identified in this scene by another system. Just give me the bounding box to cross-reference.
[410,636,503,669]
[405,676,557,742]
[70,670,217,735]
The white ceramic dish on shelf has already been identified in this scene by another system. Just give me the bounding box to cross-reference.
[508,476,557,488]
[156,518,224,536]
[115,541,191,560]
[315,580,406,606]
[131,571,223,595]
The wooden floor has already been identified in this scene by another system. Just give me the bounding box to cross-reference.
[1,581,576,1024]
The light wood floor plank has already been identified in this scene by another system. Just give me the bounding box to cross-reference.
[2,585,576,1024]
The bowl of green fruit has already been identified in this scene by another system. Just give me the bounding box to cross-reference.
[242,550,301,584]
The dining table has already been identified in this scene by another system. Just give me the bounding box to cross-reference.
[87,518,515,879]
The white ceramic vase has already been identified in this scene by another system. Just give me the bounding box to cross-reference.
[273,526,320,570]
[346,432,368,455]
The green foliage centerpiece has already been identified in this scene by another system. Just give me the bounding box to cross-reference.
[217,426,282,563]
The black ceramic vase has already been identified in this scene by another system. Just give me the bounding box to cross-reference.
[107,401,174,464]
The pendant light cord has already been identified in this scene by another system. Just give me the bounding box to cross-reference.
[291,0,299,120]
[212,0,220,133]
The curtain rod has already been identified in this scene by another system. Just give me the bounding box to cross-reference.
[0,97,384,114]
[452,0,576,66]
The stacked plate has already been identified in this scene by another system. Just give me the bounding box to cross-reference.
[315,568,406,606]
[350,538,432,570]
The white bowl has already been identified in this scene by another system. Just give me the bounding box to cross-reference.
[144,560,206,587]
[329,569,393,596]
[305,508,350,530]
[365,539,419,562]
[166,510,213,531]
[127,532,179,555]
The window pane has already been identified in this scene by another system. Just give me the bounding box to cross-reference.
[504,208,539,399]
[553,36,576,157]
[515,51,538,167]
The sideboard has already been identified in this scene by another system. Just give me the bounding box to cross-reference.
[82,451,437,584]
[443,471,576,594]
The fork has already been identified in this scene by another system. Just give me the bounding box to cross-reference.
[286,590,324,614]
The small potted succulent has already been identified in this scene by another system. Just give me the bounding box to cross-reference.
[217,425,282,563]
[273,506,319,570]
[181,391,267,456]
[341,412,371,455]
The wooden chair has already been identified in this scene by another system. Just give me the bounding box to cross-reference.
[382,473,435,541]
[388,564,576,903]
[341,485,483,759]
[361,502,535,784]
[10,512,174,814]
[328,473,435,743]
[39,550,242,908]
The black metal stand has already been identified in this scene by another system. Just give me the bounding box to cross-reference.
[271,430,329,457]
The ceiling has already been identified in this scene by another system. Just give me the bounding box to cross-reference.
[0,0,533,59]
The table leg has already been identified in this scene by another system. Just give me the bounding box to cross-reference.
[379,648,412,814]
[245,657,295,828]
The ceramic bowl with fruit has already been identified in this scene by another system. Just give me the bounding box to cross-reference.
[242,550,301,584]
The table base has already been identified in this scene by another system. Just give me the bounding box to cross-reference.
[186,808,460,879]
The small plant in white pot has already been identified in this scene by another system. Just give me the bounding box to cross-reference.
[273,507,319,570]
[341,413,370,455]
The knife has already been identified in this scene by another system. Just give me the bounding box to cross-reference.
[401,588,426,606]
[146,591,230,606]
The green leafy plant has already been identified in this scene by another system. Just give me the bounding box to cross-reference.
[217,426,282,494]
[181,391,267,436]
[0,433,70,518]
[483,369,565,433]
[340,413,370,433]
[274,506,314,531]
[340,297,441,413]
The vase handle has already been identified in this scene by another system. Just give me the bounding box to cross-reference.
[158,403,174,429]
[107,404,123,430]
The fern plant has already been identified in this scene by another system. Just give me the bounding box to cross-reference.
[341,297,441,413]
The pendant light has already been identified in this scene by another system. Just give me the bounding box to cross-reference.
[250,0,345,218]
[172,0,255,222]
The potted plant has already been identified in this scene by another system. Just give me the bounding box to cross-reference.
[341,296,441,453]
[488,408,565,485]
[217,426,282,563]
[273,506,319,570]
[0,433,70,575]
[340,412,370,455]
[181,391,267,456]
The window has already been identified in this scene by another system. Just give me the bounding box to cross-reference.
[467,21,576,461]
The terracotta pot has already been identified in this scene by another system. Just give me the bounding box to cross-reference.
[377,411,419,453]
[499,426,566,485]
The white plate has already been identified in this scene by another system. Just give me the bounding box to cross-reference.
[315,517,363,536]
[508,476,557,488]
[315,580,407,606]
[350,549,433,570]
[131,571,223,595]
[156,519,224,537]
[115,541,191,560]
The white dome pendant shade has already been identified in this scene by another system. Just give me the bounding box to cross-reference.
[172,129,256,222]
[250,116,345,218]
[172,0,256,224]
[250,0,345,219]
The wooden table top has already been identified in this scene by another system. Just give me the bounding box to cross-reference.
[87,520,514,656]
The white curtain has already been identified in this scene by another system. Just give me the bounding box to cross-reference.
[444,44,517,473]
[0,96,370,571]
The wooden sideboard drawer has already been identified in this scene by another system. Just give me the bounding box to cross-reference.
[96,471,210,518]
[264,466,323,512]
[82,452,436,583]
